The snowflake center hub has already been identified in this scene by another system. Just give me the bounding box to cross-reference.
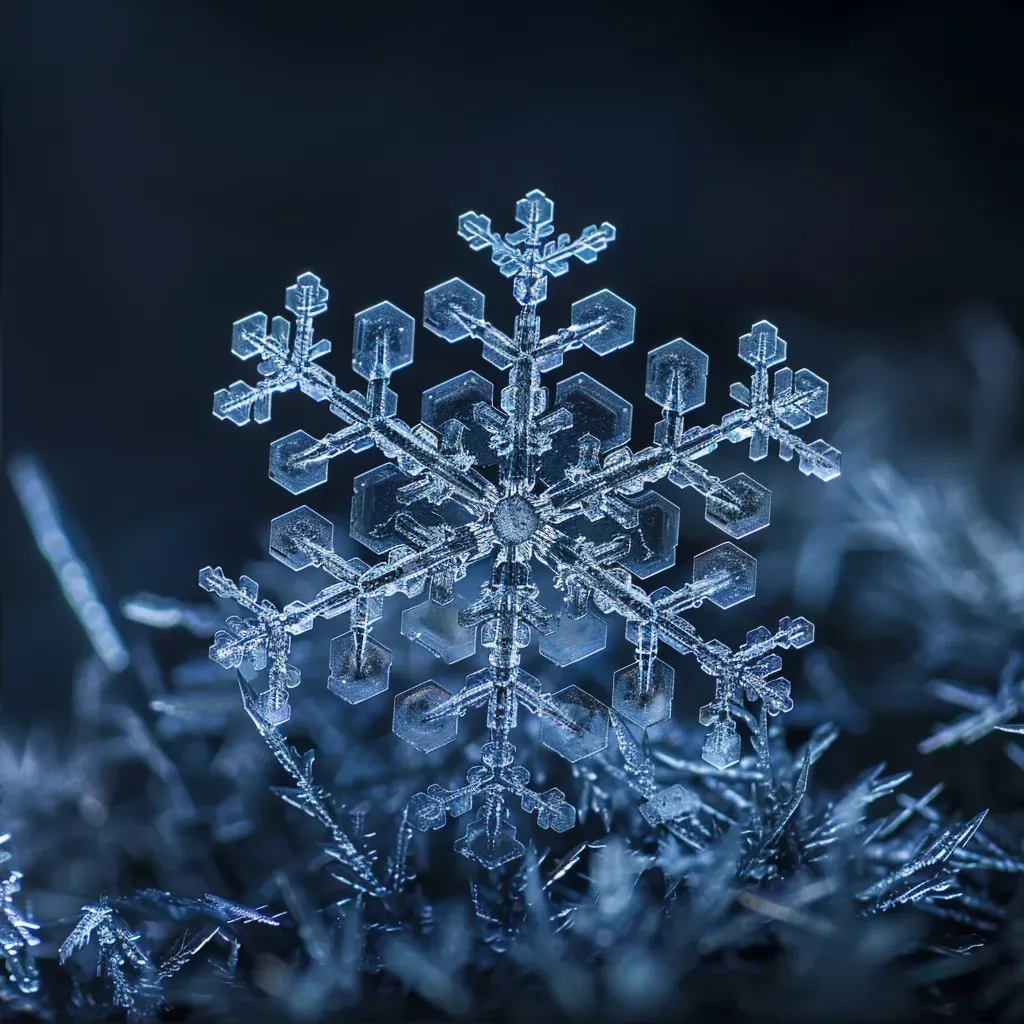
[492,496,541,544]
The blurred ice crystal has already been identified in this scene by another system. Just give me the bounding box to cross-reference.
[201,188,841,867]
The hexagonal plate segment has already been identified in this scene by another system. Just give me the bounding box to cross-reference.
[738,320,787,368]
[575,490,680,579]
[539,373,632,484]
[798,439,841,482]
[328,631,392,704]
[421,370,497,467]
[516,189,554,228]
[540,685,610,762]
[612,658,675,729]
[269,505,334,571]
[705,473,771,539]
[455,814,525,869]
[785,616,815,648]
[350,464,409,553]
[646,338,709,412]
[556,373,632,450]
[570,289,635,355]
[270,430,329,495]
[407,791,447,831]
[539,611,608,667]
[692,541,757,609]
[352,300,415,380]
[393,681,458,753]
[534,789,576,832]
[423,278,485,342]
[776,367,829,428]
[621,491,680,579]
[702,718,741,770]
[401,597,477,664]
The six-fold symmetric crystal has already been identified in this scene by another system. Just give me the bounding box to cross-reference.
[201,189,841,867]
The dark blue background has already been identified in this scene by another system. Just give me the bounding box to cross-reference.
[4,2,1023,725]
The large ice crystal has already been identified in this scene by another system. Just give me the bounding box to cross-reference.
[201,188,841,866]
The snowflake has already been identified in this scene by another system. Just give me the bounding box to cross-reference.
[201,188,841,868]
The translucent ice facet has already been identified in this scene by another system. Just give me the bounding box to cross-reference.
[619,491,680,579]
[270,430,329,495]
[538,610,608,667]
[782,615,815,648]
[691,541,757,609]
[645,339,709,413]
[705,473,771,539]
[328,631,392,704]
[540,685,610,762]
[407,790,446,831]
[776,367,829,427]
[516,189,554,230]
[454,814,525,869]
[576,490,680,579]
[556,374,632,450]
[798,439,842,482]
[534,789,576,832]
[423,278,486,342]
[231,312,268,359]
[639,783,700,826]
[570,289,636,355]
[285,271,330,318]
[269,505,334,571]
[702,717,741,769]
[421,370,497,467]
[257,687,291,727]
[352,301,415,381]
[612,658,675,729]
[401,597,477,664]
[392,681,458,753]
[539,373,632,483]
[350,464,409,554]
[738,320,787,367]
[213,380,264,426]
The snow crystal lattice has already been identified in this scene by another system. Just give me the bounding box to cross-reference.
[202,188,841,868]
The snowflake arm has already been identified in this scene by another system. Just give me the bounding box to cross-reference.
[456,190,615,306]
[216,272,500,518]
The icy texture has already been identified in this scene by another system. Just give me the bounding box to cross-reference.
[201,189,841,867]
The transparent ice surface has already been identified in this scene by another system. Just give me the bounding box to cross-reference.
[352,301,415,381]
[612,658,675,729]
[539,373,632,484]
[423,278,486,342]
[645,339,708,413]
[392,682,459,752]
[570,289,636,355]
[421,371,497,467]
[328,631,392,704]
[705,473,771,538]
[401,597,478,664]
[538,611,608,667]
[539,686,611,762]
